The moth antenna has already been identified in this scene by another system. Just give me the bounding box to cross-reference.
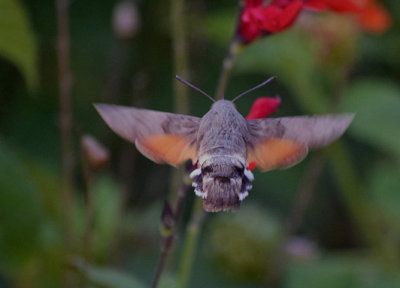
[231,76,276,103]
[176,75,215,103]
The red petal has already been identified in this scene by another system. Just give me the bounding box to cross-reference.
[245,0,264,7]
[326,0,363,13]
[270,0,300,8]
[239,6,265,42]
[357,0,391,34]
[304,0,363,13]
[303,0,328,11]
[245,97,281,120]
[247,162,257,171]
[262,0,303,33]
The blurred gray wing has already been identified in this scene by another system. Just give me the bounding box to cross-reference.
[246,114,354,171]
[94,104,201,166]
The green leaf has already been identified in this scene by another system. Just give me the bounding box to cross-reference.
[159,273,177,288]
[92,175,122,259]
[341,79,400,158]
[367,162,400,226]
[285,255,400,288]
[74,258,145,288]
[0,0,38,88]
[0,140,41,271]
[208,205,282,282]
[201,8,236,45]
[234,30,329,114]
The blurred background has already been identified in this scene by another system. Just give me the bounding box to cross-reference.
[1,0,400,287]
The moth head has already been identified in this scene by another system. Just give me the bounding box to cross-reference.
[210,99,236,110]
[190,158,254,212]
[201,164,243,212]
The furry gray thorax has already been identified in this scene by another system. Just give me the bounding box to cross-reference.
[197,100,249,159]
[189,101,252,212]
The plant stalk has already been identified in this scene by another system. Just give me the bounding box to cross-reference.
[177,198,205,288]
[171,0,189,115]
[56,0,74,286]
[215,40,241,100]
[151,0,190,286]
[151,182,189,288]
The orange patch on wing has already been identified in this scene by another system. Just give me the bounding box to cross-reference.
[248,138,307,171]
[139,134,196,166]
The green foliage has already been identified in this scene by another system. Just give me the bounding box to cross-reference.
[91,175,123,259]
[159,273,178,288]
[74,258,145,288]
[341,79,400,158]
[202,9,236,45]
[0,0,37,89]
[207,205,282,282]
[234,30,329,113]
[0,141,41,272]
[367,163,400,226]
[285,255,400,288]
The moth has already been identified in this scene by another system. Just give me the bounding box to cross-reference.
[95,76,354,212]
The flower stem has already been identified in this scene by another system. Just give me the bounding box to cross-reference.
[177,198,205,288]
[215,40,241,100]
[285,152,327,235]
[56,0,75,285]
[171,0,189,115]
[264,152,327,287]
[151,183,189,288]
[151,0,190,286]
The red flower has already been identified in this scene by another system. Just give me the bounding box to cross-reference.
[304,0,391,34]
[245,97,281,170]
[238,0,390,43]
[356,0,391,34]
[263,0,304,33]
[238,0,303,42]
[239,1,266,42]
[303,0,362,13]
[245,97,281,120]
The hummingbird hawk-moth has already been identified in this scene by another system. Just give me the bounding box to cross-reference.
[95,77,354,212]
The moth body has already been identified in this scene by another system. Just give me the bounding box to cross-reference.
[192,100,254,212]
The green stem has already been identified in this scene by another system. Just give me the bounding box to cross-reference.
[56,0,75,286]
[263,152,327,287]
[285,152,327,235]
[215,40,241,100]
[328,142,400,265]
[152,182,189,288]
[151,0,190,287]
[171,0,189,115]
[177,198,205,288]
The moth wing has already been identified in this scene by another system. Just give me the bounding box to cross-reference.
[247,114,354,171]
[94,104,201,166]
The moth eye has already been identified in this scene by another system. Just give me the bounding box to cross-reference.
[202,166,213,174]
[234,166,244,174]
